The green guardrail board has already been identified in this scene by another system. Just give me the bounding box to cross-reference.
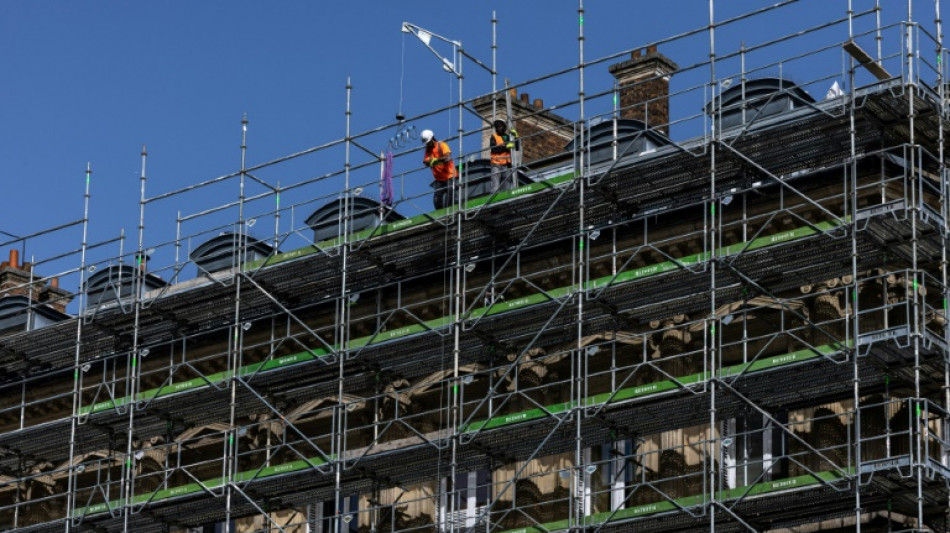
[461,343,839,433]
[80,218,843,417]
[81,467,846,524]
[245,170,577,270]
[77,454,329,516]
[497,470,847,533]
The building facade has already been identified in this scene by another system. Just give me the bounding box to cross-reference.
[1,3,949,532]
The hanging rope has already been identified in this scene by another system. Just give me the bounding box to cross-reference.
[397,32,406,121]
[389,34,416,153]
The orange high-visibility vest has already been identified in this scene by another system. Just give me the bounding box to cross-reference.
[424,141,457,182]
[490,133,512,166]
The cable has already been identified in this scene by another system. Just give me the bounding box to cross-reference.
[397,33,406,121]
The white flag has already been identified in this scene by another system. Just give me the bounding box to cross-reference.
[825,81,844,99]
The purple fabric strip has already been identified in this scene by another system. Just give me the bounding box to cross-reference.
[381,150,395,206]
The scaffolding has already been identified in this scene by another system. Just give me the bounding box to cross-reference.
[2,1,950,531]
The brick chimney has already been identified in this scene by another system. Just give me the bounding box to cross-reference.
[0,249,33,299]
[608,45,678,134]
[38,277,72,313]
[0,249,73,313]
[472,88,574,164]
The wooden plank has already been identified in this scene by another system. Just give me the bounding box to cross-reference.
[843,40,893,81]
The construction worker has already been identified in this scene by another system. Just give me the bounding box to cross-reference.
[421,129,457,210]
[489,120,519,193]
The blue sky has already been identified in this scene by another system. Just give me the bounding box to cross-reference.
[0,2,938,292]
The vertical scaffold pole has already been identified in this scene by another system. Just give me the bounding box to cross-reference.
[708,1,719,530]
[932,0,950,521]
[578,1,585,126]
[846,3,864,530]
[25,255,34,334]
[574,0,587,528]
[492,11,498,125]
[876,0,883,62]
[225,116,248,533]
[274,182,281,250]
[740,43,747,125]
[334,78,353,533]
[448,37,464,528]
[175,211,182,284]
[124,146,148,532]
[612,81,619,161]
[904,0,928,527]
[935,0,950,496]
[904,0,924,522]
[65,163,92,533]
[456,43,464,213]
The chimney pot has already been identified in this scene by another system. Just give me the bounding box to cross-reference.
[9,250,18,269]
[50,277,59,289]
[520,93,529,104]
[632,49,641,59]
[533,98,543,109]
[509,88,517,99]
[647,45,657,54]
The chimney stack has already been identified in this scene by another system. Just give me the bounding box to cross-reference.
[472,87,574,164]
[0,249,74,314]
[38,276,71,313]
[608,45,678,134]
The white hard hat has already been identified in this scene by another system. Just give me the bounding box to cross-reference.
[420,129,434,143]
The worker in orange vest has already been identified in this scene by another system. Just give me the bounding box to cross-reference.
[489,119,519,193]
[421,129,457,210]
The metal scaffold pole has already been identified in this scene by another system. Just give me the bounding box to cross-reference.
[123,146,148,532]
[904,1,928,527]
[225,116,249,532]
[846,2,863,529]
[65,163,92,533]
[844,0,880,533]
[492,11,498,124]
[449,40,464,533]
[333,78,354,533]
[707,1,719,530]
[574,0,587,528]
[876,0,883,61]
[12,4,950,532]
[935,0,950,523]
